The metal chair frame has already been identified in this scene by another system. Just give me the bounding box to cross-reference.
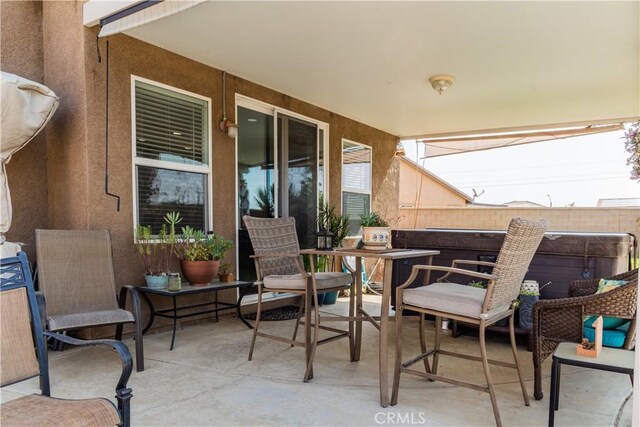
[391,218,547,427]
[1,252,133,427]
[244,216,355,382]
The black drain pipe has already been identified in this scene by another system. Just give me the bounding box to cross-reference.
[103,39,120,211]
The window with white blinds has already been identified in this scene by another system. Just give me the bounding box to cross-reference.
[133,77,211,234]
[341,140,372,235]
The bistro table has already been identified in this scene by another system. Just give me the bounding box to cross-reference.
[124,280,253,351]
[548,342,635,426]
[300,247,439,407]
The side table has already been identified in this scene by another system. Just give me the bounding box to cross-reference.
[548,342,635,426]
[123,280,253,351]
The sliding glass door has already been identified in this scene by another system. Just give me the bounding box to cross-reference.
[236,98,327,282]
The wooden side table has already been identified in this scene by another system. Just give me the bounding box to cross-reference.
[548,342,635,426]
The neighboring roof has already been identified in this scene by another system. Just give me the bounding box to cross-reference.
[84,1,640,137]
[400,157,473,203]
[503,200,546,208]
[596,198,640,207]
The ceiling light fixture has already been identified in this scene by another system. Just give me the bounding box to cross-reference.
[219,71,239,138]
[395,141,406,157]
[428,74,455,95]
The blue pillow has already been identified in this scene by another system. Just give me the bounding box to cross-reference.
[584,314,627,330]
[583,321,630,348]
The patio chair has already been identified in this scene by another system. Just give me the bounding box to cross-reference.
[532,269,637,400]
[391,217,547,427]
[35,229,144,371]
[1,252,133,427]
[243,216,354,382]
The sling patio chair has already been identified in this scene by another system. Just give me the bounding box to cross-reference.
[391,217,548,427]
[243,215,355,382]
[532,269,637,400]
[1,252,133,427]
[35,229,144,371]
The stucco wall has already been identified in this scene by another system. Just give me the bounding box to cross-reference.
[398,207,640,238]
[42,1,90,233]
[398,160,467,209]
[0,0,47,260]
[81,33,398,288]
[2,1,399,295]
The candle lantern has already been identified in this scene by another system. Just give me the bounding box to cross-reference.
[315,229,334,251]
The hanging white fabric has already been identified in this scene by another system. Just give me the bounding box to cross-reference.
[0,72,59,256]
[98,0,206,38]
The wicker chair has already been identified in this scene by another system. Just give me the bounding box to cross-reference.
[1,252,133,427]
[532,269,638,400]
[391,218,548,427]
[243,216,355,382]
[35,229,144,371]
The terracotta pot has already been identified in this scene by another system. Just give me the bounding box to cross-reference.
[180,260,220,286]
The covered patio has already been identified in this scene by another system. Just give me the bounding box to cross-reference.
[2,296,634,426]
[1,1,638,426]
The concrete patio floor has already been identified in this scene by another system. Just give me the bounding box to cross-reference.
[2,296,634,426]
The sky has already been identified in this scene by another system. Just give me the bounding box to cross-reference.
[402,129,639,207]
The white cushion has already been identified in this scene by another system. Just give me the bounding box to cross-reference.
[263,272,351,290]
[403,283,510,320]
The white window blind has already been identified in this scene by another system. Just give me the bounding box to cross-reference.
[135,81,208,166]
[133,79,211,234]
[341,140,372,236]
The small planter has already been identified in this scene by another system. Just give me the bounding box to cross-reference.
[180,260,220,286]
[323,291,339,305]
[361,226,390,249]
[518,294,539,330]
[218,273,234,283]
[145,274,168,289]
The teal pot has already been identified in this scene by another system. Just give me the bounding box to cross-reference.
[314,293,327,306]
[145,274,168,289]
[518,295,539,330]
[323,291,339,305]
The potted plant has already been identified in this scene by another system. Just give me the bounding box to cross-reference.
[218,262,234,283]
[318,197,350,249]
[316,198,350,304]
[359,211,391,249]
[174,226,233,286]
[135,224,170,289]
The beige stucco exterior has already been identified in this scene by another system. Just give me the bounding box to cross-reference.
[398,157,470,209]
[1,1,400,315]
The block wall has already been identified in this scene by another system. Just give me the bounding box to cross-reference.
[398,207,640,238]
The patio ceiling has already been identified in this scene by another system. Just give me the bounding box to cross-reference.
[85,1,639,138]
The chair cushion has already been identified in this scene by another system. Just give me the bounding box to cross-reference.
[583,321,630,348]
[582,279,630,330]
[403,283,510,320]
[47,309,134,331]
[1,394,121,427]
[263,272,351,290]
